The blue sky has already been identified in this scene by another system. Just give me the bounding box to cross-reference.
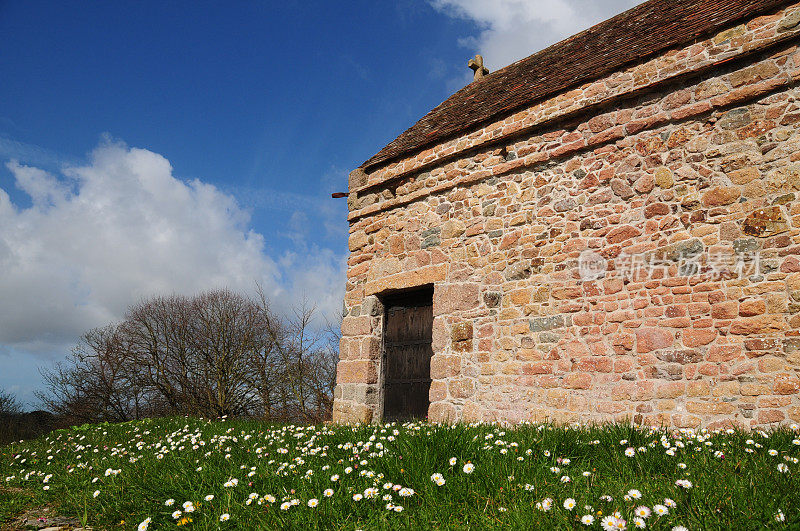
[0,0,639,407]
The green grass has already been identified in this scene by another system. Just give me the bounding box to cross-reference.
[0,486,38,526]
[1,418,799,530]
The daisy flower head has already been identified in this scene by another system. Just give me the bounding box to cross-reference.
[582,514,595,525]
[563,498,576,510]
[353,493,364,501]
[219,513,230,522]
[93,490,100,498]
[204,494,214,502]
[778,463,789,473]
[633,517,646,528]
[165,499,175,506]
[430,472,445,486]
[307,498,319,508]
[674,479,692,489]
[775,510,786,522]
[536,497,553,511]
[627,489,642,499]
[324,489,334,497]
[463,463,475,474]
[635,506,651,518]
[672,527,688,531]
[625,447,636,457]
[653,504,669,516]
[449,457,457,466]
[171,510,182,519]
[664,498,676,508]
[393,505,404,512]
[601,515,625,531]
[137,517,152,531]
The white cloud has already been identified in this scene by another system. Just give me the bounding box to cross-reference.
[431,0,644,72]
[0,140,345,358]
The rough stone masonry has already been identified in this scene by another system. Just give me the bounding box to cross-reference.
[334,0,800,429]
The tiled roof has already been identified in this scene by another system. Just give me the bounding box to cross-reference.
[363,0,791,170]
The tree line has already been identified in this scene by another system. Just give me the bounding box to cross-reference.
[34,288,339,425]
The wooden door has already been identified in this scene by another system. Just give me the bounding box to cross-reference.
[382,289,433,421]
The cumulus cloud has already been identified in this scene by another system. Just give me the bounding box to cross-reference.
[431,0,643,72]
[0,140,345,358]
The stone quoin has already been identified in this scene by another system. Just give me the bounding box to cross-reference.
[334,0,800,429]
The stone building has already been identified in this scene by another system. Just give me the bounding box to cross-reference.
[333,0,800,429]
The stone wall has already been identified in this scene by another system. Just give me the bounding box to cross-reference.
[334,2,800,429]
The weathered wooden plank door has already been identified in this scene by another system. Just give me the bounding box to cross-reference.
[382,289,433,421]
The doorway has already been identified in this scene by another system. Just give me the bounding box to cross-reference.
[381,287,433,421]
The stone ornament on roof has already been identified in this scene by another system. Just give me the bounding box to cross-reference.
[468,54,489,82]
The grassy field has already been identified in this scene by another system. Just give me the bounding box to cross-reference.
[1,418,799,530]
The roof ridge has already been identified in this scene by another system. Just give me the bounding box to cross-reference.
[362,0,793,171]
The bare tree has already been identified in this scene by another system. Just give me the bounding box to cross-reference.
[0,388,22,415]
[38,287,341,423]
[246,285,285,419]
[37,324,143,422]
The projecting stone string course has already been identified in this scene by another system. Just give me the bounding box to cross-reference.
[334,0,800,429]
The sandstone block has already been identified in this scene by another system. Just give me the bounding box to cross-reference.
[449,377,477,399]
[434,283,480,315]
[430,355,461,379]
[349,231,369,251]
[508,288,532,306]
[711,301,738,320]
[636,327,675,353]
[702,187,741,206]
[606,225,641,244]
[364,264,447,296]
[441,219,466,239]
[656,381,685,399]
[739,299,766,316]
[429,380,448,402]
[574,356,613,373]
[682,329,717,347]
[451,322,473,342]
[729,167,759,185]
[687,381,711,397]
[564,372,592,389]
[644,202,670,218]
[774,374,800,395]
[654,167,674,188]
[758,409,785,424]
[611,178,635,199]
[521,362,553,375]
[336,360,377,384]
[428,402,456,423]
[730,315,787,335]
[634,174,654,194]
[341,316,372,337]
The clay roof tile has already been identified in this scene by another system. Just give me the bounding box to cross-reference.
[362,0,792,170]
